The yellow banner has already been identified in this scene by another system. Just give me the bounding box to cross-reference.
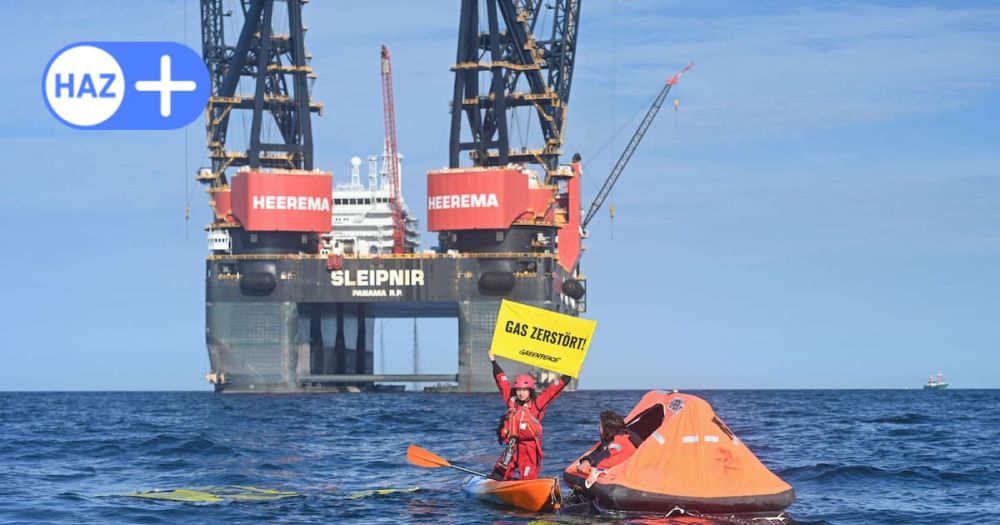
[489,299,597,378]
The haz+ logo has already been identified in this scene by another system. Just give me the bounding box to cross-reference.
[43,42,209,130]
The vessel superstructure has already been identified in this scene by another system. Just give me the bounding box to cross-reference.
[924,373,949,390]
[325,152,420,257]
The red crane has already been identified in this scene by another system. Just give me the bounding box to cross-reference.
[380,45,405,254]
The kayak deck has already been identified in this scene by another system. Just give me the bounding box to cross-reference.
[461,476,561,512]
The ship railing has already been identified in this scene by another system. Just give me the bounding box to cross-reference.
[207,251,560,261]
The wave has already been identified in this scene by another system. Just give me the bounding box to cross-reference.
[778,463,988,484]
[4,389,1000,524]
[139,435,238,458]
[862,413,932,424]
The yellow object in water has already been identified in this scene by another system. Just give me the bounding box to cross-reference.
[124,485,299,503]
[347,486,420,500]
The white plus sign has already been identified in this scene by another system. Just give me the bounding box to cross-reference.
[135,55,197,117]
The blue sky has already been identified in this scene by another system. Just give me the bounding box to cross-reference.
[1,1,997,390]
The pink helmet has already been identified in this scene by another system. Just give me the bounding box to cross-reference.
[513,374,536,389]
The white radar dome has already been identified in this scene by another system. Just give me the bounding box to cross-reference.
[350,156,362,167]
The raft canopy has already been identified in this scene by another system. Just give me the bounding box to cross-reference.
[565,391,794,514]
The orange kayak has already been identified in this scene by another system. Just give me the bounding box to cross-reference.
[461,476,561,512]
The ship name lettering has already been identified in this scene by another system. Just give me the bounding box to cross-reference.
[331,269,425,287]
[252,195,331,212]
[427,193,500,210]
[352,289,387,297]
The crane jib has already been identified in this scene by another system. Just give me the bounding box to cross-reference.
[582,62,694,230]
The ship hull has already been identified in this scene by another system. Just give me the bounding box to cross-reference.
[205,253,581,393]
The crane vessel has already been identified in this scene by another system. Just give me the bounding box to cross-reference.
[198,0,689,393]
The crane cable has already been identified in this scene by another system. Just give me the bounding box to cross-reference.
[609,0,617,240]
[581,89,659,179]
[184,0,191,239]
[581,61,694,231]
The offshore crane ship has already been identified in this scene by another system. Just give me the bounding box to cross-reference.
[197,0,687,393]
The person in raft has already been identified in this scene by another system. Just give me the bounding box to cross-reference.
[488,351,571,480]
[575,410,642,474]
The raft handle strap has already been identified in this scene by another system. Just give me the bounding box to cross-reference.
[549,477,562,508]
[664,506,687,517]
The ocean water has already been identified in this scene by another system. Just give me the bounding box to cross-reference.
[0,389,997,524]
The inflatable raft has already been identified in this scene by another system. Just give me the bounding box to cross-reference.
[563,391,794,514]
[461,476,560,512]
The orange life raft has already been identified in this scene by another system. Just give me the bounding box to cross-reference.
[563,391,794,514]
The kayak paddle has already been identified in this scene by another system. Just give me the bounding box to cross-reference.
[406,444,489,478]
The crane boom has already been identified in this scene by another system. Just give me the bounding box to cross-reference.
[380,45,405,254]
[199,0,319,182]
[581,62,694,230]
[449,0,581,175]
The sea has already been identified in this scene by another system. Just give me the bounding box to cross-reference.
[1,389,997,524]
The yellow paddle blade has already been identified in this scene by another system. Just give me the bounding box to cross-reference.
[406,444,451,469]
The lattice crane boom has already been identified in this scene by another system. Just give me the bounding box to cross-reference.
[380,45,405,254]
[198,0,320,184]
[448,0,581,175]
[581,62,694,231]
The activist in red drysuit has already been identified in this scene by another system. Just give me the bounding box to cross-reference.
[488,351,571,481]
[574,410,643,474]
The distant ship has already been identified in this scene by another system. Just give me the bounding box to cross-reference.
[923,373,949,390]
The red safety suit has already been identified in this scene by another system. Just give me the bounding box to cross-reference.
[581,429,642,470]
[489,361,570,480]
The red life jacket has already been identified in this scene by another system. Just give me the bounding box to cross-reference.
[498,400,544,442]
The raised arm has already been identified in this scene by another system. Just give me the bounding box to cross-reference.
[489,351,511,401]
[534,374,572,410]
